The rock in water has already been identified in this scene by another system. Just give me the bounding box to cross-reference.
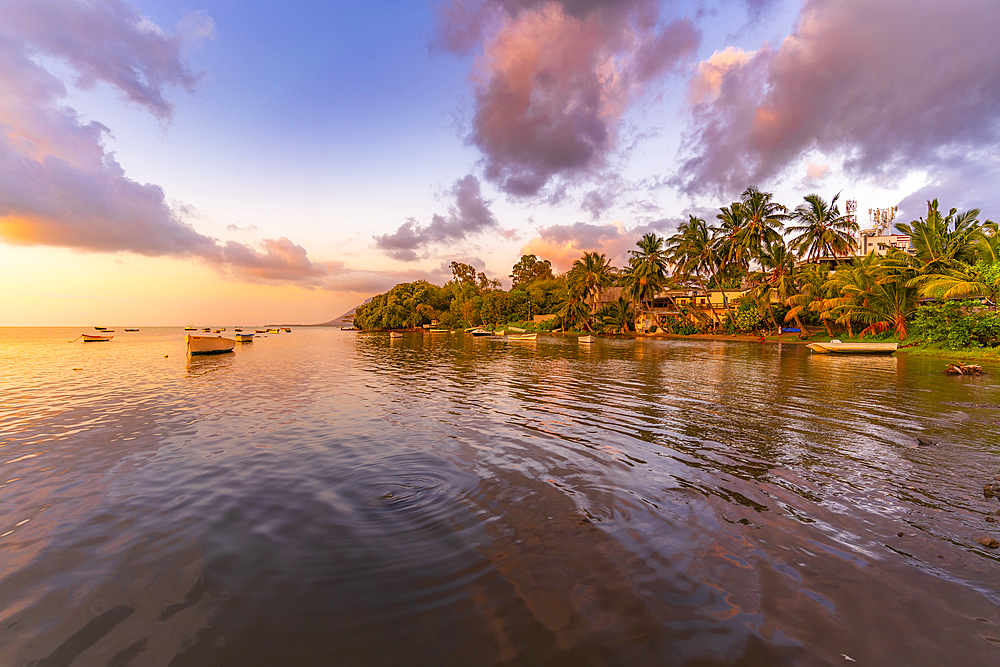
[916,437,936,447]
[976,536,1000,549]
[985,483,1000,498]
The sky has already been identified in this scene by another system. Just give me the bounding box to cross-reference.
[2,0,999,325]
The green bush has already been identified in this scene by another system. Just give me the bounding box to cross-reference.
[733,302,763,331]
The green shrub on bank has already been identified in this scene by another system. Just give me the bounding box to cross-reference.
[909,300,1000,349]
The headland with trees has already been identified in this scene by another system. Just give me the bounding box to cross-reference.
[353,186,1000,356]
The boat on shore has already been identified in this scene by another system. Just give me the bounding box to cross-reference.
[806,341,898,354]
[81,334,113,342]
[186,334,236,355]
[506,333,537,341]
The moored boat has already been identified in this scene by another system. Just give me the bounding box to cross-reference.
[186,334,236,355]
[124,328,139,332]
[506,333,537,341]
[81,334,113,342]
[266,328,281,334]
[235,333,254,342]
[281,327,291,333]
[578,335,595,344]
[389,331,403,339]
[185,326,197,331]
[806,341,898,354]
[470,329,492,337]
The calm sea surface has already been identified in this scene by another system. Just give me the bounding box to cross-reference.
[2,327,1000,666]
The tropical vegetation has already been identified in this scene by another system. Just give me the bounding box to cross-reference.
[353,191,998,353]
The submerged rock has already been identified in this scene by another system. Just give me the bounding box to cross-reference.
[985,482,1000,499]
[976,536,1000,549]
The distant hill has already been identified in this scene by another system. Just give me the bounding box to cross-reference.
[317,298,371,327]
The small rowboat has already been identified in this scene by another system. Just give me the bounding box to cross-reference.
[578,335,595,344]
[235,333,254,343]
[427,329,450,334]
[266,328,281,334]
[82,334,113,342]
[806,341,898,354]
[506,333,537,341]
[124,328,139,332]
[281,327,291,333]
[186,334,236,355]
[389,331,403,339]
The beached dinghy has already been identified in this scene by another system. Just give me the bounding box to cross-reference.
[806,340,898,354]
[506,333,537,341]
[186,334,236,355]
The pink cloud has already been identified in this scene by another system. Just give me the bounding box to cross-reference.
[0,0,359,289]
[436,0,700,196]
[520,220,635,271]
[677,0,1000,197]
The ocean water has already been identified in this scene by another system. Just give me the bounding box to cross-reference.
[1,327,999,666]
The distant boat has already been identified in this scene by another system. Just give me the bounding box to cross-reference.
[494,329,506,336]
[186,334,236,355]
[427,329,450,334]
[202,328,212,332]
[81,334,113,342]
[281,327,291,333]
[94,326,107,331]
[185,326,197,331]
[235,328,243,332]
[266,328,281,334]
[578,335,595,344]
[255,329,266,333]
[506,333,537,341]
[124,328,139,332]
[389,331,403,339]
[235,333,254,343]
[340,326,357,331]
[806,341,898,354]
[470,329,492,337]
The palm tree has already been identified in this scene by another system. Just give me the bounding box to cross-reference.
[735,186,788,262]
[745,238,806,331]
[787,193,858,261]
[822,253,917,339]
[787,264,834,335]
[623,233,669,328]
[568,251,613,317]
[714,203,748,270]
[600,297,635,334]
[895,199,982,272]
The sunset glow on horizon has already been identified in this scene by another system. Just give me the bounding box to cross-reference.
[3,0,999,326]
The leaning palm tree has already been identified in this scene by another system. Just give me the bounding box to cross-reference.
[786,264,834,335]
[568,251,613,317]
[623,233,669,327]
[745,238,806,331]
[915,261,1000,308]
[788,192,858,261]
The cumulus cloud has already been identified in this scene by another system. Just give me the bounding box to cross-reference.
[374,174,498,261]
[0,0,344,288]
[434,0,700,196]
[520,220,636,270]
[676,0,1000,197]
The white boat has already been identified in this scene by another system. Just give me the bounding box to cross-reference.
[389,331,403,339]
[506,333,537,341]
[186,334,236,355]
[494,329,506,336]
[81,334,113,342]
[806,340,898,354]
[578,335,595,344]
[507,326,526,332]
[470,329,492,337]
